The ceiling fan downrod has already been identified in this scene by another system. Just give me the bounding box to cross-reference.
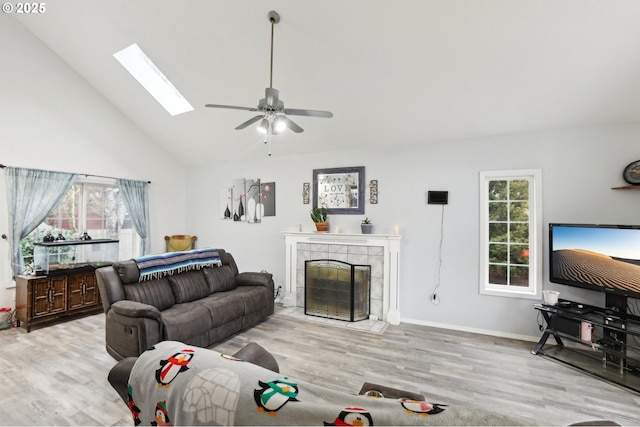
[268,11,280,89]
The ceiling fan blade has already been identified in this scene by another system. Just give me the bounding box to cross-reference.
[284,108,333,118]
[205,104,258,112]
[280,116,304,133]
[235,115,264,130]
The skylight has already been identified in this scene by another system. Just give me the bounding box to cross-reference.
[113,43,194,116]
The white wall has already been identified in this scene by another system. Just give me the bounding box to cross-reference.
[186,124,640,340]
[0,17,187,308]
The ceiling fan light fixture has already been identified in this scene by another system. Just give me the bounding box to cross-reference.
[273,116,287,133]
[257,118,270,134]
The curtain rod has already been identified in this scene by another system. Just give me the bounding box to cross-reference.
[0,164,151,184]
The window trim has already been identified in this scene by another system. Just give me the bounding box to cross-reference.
[479,169,542,299]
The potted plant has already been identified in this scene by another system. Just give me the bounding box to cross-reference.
[310,207,329,232]
[361,217,374,234]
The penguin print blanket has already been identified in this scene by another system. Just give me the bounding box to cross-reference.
[126,341,528,426]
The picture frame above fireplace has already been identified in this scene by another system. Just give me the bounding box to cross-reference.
[313,166,365,214]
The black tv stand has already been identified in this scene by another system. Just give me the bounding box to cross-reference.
[533,298,640,394]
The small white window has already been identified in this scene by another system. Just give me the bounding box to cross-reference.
[479,169,542,299]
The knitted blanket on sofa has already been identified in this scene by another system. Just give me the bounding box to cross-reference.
[134,248,221,281]
[126,341,529,426]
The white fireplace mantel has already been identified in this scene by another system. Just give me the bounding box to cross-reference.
[283,232,402,325]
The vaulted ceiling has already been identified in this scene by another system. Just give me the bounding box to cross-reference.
[12,0,640,165]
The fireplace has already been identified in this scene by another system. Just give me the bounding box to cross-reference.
[283,232,401,324]
[305,259,371,321]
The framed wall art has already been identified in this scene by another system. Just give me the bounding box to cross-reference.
[369,179,378,204]
[245,178,262,223]
[302,182,310,204]
[260,182,276,217]
[313,166,365,214]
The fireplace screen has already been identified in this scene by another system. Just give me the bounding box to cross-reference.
[305,259,371,321]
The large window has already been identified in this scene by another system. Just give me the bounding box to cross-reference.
[479,169,542,299]
[20,179,140,268]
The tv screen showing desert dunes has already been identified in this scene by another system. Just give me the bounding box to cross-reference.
[551,225,640,295]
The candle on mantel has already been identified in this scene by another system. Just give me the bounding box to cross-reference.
[393,225,400,235]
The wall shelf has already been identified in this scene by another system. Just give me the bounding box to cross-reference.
[612,185,640,190]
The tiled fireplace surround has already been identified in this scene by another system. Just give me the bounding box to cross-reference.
[283,232,401,325]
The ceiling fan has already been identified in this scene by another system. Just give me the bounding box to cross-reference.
[205,11,333,153]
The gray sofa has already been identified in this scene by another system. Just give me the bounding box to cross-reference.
[109,340,531,426]
[107,343,619,427]
[95,249,274,360]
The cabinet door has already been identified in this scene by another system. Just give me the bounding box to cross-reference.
[83,273,100,306]
[32,278,51,317]
[32,277,67,317]
[68,273,99,310]
[49,277,67,313]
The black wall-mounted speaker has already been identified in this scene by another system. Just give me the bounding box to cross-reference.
[427,191,449,205]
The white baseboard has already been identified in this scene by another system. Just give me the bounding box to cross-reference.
[400,317,540,343]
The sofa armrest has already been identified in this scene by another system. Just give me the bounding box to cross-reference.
[108,357,137,403]
[359,382,425,401]
[236,271,273,287]
[106,303,163,360]
[111,300,162,322]
[96,266,126,313]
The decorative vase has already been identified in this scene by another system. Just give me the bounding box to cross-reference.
[315,221,329,232]
[361,224,374,234]
[238,198,245,219]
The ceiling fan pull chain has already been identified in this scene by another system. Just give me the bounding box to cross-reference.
[264,131,272,157]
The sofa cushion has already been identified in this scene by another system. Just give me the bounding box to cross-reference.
[200,293,245,326]
[168,270,210,303]
[232,286,270,314]
[123,278,175,311]
[203,266,237,293]
[161,303,214,341]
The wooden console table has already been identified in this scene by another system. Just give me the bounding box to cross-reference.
[16,268,103,332]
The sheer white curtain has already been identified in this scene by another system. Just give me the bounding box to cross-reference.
[5,167,77,276]
[117,178,151,255]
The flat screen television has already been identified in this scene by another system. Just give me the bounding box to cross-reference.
[549,223,640,314]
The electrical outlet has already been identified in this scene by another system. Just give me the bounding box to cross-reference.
[431,293,440,304]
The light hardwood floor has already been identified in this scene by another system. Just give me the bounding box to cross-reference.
[1,306,639,426]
